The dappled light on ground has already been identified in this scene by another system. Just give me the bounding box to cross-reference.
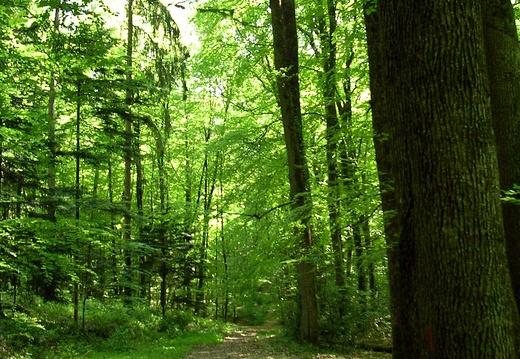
[184,323,391,359]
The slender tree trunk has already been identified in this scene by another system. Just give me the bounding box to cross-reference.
[318,0,346,306]
[375,0,517,356]
[74,81,81,323]
[123,0,134,302]
[336,46,358,288]
[0,119,5,221]
[270,0,318,343]
[181,73,193,307]
[108,159,119,296]
[195,176,209,315]
[156,85,172,315]
[213,162,229,321]
[219,175,229,322]
[183,132,193,307]
[353,223,366,292]
[47,6,60,223]
[221,228,229,322]
[91,166,106,297]
[363,2,418,356]
[157,133,168,315]
[195,137,218,316]
[482,0,520,320]
[135,118,146,301]
[362,218,376,292]
[40,4,61,304]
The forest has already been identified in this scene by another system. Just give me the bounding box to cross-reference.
[1,0,520,358]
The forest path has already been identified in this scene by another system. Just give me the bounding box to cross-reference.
[183,322,391,359]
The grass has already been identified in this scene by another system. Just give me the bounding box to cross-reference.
[73,332,222,359]
[1,298,391,359]
[0,299,234,359]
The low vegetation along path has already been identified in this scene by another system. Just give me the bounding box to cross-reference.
[184,323,391,359]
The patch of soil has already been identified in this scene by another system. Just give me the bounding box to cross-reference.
[184,323,391,359]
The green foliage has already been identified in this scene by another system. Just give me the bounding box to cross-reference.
[0,300,232,359]
[502,184,520,204]
[1,0,391,353]
[0,311,45,357]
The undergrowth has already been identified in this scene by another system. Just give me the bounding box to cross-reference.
[0,299,234,359]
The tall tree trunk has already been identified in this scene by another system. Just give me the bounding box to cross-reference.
[134,120,143,211]
[157,131,168,315]
[41,4,61,304]
[0,119,6,221]
[47,5,59,223]
[270,0,318,343]
[214,155,229,321]
[318,0,346,308]
[91,166,106,297]
[220,208,229,322]
[482,0,520,320]
[183,132,193,307]
[195,134,218,316]
[135,118,145,300]
[353,223,366,292]
[73,81,81,323]
[108,159,119,296]
[362,218,376,292]
[363,2,419,356]
[156,66,173,315]
[123,0,134,302]
[375,0,517,357]
[181,71,193,307]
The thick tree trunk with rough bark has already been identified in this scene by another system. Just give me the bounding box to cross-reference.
[270,0,318,344]
[370,0,518,357]
[482,0,520,319]
[364,2,419,357]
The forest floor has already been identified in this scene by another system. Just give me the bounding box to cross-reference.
[184,322,391,359]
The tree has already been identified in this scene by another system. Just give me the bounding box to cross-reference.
[122,0,135,302]
[364,2,417,356]
[317,0,347,310]
[367,0,518,357]
[47,4,60,224]
[270,0,318,343]
[1,0,393,349]
[482,0,520,317]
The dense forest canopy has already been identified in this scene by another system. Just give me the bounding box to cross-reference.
[1,0,520,358]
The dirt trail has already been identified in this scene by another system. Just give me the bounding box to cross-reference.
[184,323,391,359]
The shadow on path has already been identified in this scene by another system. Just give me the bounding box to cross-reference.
[184,323,391,359]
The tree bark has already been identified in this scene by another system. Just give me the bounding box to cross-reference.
[41,4,60,304]
[195,129,217,316]
[353,223,366,292]
[364,2,419,356]
[183,139,193,307]
[482,0,520,320]
[374,0,517,357]
[270,0,318,343]
[317,0,346,305]
[362,219,376,292]
[157,129,168,316]
[74,81,81,323]
[47,5,60,224]
[123,0,134,302]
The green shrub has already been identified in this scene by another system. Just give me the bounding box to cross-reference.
[2,298,236,358]
[158,309,192,334]
[0,311,46,358]
[82,301,130,338]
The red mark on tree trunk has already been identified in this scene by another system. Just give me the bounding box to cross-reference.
[427,322,435,352]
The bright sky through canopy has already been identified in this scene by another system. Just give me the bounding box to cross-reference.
[104,0,198,50]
